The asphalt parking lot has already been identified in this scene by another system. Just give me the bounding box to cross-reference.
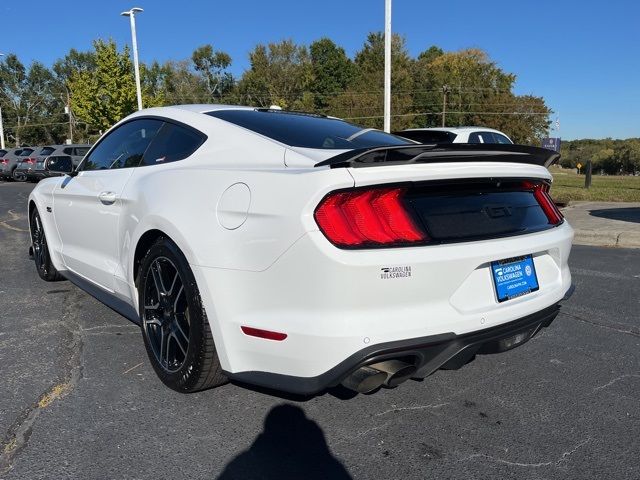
[0,181,638,480]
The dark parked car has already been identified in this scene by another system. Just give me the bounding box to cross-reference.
[1,147,34,181]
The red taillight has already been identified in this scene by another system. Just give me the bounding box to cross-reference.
[0,159,7,165]
[315,187,427,247]
[241,326,287,341]
[26,158,36,164]
[523,181,563,225]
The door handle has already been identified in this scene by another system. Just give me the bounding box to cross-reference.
[98,191,117,205]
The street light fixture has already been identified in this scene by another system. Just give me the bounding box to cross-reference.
[121,7,144,111]
[0,52,5,149]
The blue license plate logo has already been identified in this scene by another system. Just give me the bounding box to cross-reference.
[491,255,539,302]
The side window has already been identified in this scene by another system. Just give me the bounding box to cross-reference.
[140,122,205,166]
[81,119,163,171]
[63,147,73,155]
[74,147,90,157]
[494,133,512,144]
[468,132,483,144]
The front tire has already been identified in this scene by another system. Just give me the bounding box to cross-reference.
[138,236,227,392]
[30,209,63,281]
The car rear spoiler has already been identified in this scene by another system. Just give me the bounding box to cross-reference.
[314,144,561,169]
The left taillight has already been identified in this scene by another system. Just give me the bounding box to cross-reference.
[314,187,427,248]
[522,181,563,225]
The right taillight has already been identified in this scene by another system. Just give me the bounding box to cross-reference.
[522,181,563,225]
[314,187,428,248]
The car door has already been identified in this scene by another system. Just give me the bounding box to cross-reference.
[53,118,163,291]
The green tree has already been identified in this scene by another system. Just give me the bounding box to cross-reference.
[309,38,354,112]
[0,54,63,146]
[191,45,234,99]
[328,33,414,130]
[68,39,163,133]
[150,60,210,104]
[237,40,312,109]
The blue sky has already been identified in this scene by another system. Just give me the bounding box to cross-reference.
[2,0,638,140]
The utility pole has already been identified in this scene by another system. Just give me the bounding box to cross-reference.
[0,53,4,149]
[65,90,73,144]
[383,0,392,133]
[442,85,450,127]
[121,7,144,111]
[0,106,5,150]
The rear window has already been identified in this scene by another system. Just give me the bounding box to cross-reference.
[0,150,6,157]
[39,147,56,156]
[468,132,512,144]
[19,148,34,156]
[395,130,457,144]
[206,109,411,150]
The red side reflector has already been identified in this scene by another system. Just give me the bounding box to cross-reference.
[241,326,287,341]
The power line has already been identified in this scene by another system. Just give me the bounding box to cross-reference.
[343,111,551,120]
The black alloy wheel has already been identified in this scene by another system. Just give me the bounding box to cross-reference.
[142,256,190,373]
[138,237,226,392]
[30,209,63,281]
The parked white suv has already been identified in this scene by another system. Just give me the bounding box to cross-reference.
[397,127,513,145]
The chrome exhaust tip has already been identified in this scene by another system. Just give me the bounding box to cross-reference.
[341,366,387,393]
[369,360,416,388]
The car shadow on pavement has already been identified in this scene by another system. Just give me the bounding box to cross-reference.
[590,207,640,224]
[216,404,352,480]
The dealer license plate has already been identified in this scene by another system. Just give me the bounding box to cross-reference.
[491,255,539,302]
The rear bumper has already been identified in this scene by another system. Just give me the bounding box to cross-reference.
[193,221,573,392]
[227,303,561,395]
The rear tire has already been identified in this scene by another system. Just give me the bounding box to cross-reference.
[12,168,27,182]
[30,209,63,281]
[137,236,227,392]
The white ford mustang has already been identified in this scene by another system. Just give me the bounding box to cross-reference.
[28,105,573,395]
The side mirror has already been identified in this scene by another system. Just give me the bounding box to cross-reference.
[46,156,73,174]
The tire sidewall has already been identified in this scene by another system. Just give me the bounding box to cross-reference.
[12,168,26,182]
[138,237,209,392]
[30,209,55,281]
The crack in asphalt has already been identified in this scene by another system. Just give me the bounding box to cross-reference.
[375,402,450,417]
[0,290,85,475]
[459,437,591,469]
[592,374,640,392]
[559,311,640,338]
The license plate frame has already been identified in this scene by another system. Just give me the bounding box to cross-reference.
[491,255,539,303]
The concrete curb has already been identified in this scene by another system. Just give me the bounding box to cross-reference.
[572,229,640,249]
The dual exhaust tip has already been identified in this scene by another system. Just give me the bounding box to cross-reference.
[341,360,416,394]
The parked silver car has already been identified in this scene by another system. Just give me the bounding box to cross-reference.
[20,144,91,181]
[1,147,35,181]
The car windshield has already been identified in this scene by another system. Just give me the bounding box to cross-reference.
[206,109,412,150]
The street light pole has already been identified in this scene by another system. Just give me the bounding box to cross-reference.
[0,53,5,149]
[383,0,392,133]
[121,7,144,111]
